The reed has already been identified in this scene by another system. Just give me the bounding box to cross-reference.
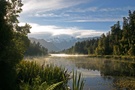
[72,70,84,90]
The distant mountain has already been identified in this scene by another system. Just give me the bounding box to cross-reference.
[29,38,60,52]
[29,35,99,52]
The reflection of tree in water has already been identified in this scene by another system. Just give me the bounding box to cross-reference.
[101,60,135,89]
[73,58,135,77]
[101,60,135,77]
[71,57,102,71]
[73,58,135,89]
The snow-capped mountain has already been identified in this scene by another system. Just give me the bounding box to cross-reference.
[29,35,98,52]
[29,38,60,52]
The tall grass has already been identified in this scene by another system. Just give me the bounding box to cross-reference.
[16,61,69,90]
[72,70,84,90]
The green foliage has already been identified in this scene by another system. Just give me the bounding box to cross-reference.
[0,0,31,89]
[46,81,63,90]
[20,79,63,90]
[25,41,48,56]
[95,10,135,56]
[17,61,69,90]
[72,70,84,90]
[62,38,98,55]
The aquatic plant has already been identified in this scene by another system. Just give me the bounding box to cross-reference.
[72,70,84,90]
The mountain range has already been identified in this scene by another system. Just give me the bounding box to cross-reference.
[29,35,98,52]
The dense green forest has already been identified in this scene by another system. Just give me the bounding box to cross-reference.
[63,10,135,56]
[62,39,99,54]
[25,41,48,56]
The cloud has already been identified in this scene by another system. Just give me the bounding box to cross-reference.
[71,18,123,22]
[99,6,135,12]
[21,0,90,14]
[65,7,98,13]
[20,23,105,38]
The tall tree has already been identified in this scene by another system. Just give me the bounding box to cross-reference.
[0,0,31,89]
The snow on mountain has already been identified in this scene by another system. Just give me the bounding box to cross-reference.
[29,35,99,52]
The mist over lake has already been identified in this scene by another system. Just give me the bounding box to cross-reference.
[31,54,135,90]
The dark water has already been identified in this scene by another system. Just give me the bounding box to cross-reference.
[40,54,135,90]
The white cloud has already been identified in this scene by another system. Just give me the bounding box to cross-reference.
[20,23,104,38]
[66,7,98,13]
[21,0,90,14]
[72,18,123,22]
[99,6,135,12]
[34,13,59,17]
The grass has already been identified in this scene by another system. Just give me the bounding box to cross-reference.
[72,70,84,90]
[16,60,85,90]
[16,60,69,90]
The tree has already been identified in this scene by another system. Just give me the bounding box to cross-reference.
[95,34,108,55]
[25,41,48,56]
[0,0,31,89]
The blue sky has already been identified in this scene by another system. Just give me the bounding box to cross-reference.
[19,0,135,39]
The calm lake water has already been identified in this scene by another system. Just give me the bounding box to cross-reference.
[34,54,135,90]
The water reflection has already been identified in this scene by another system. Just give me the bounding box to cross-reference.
[38,54,135,89]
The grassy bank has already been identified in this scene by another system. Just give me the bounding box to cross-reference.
[88,55,135,61]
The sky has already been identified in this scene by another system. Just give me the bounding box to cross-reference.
[19,0,135,39]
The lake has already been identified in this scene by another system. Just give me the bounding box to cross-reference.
[33,54,135,90]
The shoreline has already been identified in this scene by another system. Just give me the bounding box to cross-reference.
[87,54,135,61]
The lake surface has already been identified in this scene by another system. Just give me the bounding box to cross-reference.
[34,54,135,90]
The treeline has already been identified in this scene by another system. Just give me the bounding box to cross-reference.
[25,41,48,56]
[63,10,135,56]
[62,39,98,54]
[95,10,135,56]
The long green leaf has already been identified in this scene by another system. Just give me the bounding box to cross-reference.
[46,81,63,90]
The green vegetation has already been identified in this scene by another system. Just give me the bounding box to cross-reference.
[63,10,135,58]
[0,0,31,89]
[17,61,69,90]
[25,41,48,56]
[17,60,85,90]
[72,70,84,90]
[62,39,98,54]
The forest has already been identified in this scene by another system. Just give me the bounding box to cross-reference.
[25,41,48,56]
[63,10,135,56]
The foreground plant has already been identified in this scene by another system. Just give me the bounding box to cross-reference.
[17,61,69,90]
[72,70,84,90]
